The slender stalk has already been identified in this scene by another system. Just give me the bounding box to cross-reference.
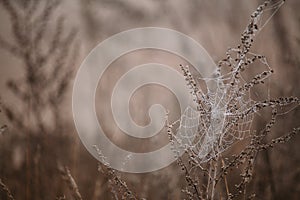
[0,179,15,200]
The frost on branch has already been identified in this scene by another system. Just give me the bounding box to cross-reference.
[167,1,299,199]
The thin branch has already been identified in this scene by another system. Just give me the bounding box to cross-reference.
[0,178,15,200]
[58,165,83,200]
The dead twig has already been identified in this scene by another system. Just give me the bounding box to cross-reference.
[58,165,83,200]
[0,178,15,200]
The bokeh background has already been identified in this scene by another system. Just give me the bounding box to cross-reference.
[0,0,299,199]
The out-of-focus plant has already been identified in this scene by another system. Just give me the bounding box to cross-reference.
[0,0,78,134]
[0,104,8,135]
[0,0,80,199]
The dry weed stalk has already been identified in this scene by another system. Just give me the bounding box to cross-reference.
[56,195,66,200]
[93,145,139,200]
[58,165,83,200]
[167,0,299,199]
[0,178,15,200]
[0,105,8,135]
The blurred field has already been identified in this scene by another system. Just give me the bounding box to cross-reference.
[0,0,299,199]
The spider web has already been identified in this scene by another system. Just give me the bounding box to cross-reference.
[171,0,285,163]
[176,82,254,163]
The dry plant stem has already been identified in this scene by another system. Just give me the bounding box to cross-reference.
[261,142,276,196]
[167,1,299,199]
[93,145,139,200]
[98,163,139,200]
[220,158,230,198]
[167,122,202,199]
[178,157,201,199]
[211,160,218,199]
[0,179,15,200]
[58,166,83,200]
[206,164,211,199]
[56,195,66,200]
